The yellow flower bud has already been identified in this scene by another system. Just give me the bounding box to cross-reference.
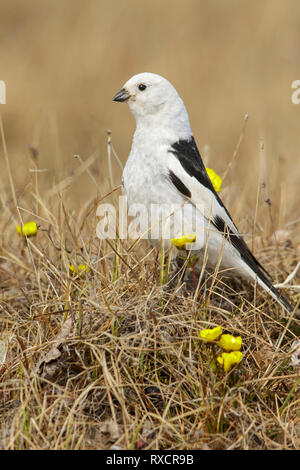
[218,334,242,351]
[206,168,222,192]
[78,264,90,274]
[171,233,196,249]
[217,351,243,372]
[199,325,223,342]
[16,221,38,237]
[69,264,90,277]
[69,264,76,274]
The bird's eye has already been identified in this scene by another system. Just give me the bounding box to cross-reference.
[138,84,147,91]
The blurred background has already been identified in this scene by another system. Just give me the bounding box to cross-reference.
[0,0,300,227]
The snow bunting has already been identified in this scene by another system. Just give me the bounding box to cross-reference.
[113,72,293,313]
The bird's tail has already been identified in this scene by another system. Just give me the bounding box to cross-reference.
[252,270,293,314]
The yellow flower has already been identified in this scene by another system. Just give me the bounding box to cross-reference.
[199,325,223,342]
[218,334,242,351]
[206,168,222,192]
[217,351,243,372]
[78,264,90,273]
[69,264,76,274]
[171,233,196,249]
[16,221,38,237]
[69,264,90,276]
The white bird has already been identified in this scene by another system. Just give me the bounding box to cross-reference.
[113,72,293,313]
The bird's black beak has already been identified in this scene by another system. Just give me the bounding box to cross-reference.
[112,88,130,102]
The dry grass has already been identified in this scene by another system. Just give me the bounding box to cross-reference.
[0,122,300,450]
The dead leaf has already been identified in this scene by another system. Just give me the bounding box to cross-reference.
[252,345,277,368]
[33,316,73,378]
[101,419,121,441]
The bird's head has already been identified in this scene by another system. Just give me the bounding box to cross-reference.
[112,73,191,137]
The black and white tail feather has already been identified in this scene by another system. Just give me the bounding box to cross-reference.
[113,72,294,314]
